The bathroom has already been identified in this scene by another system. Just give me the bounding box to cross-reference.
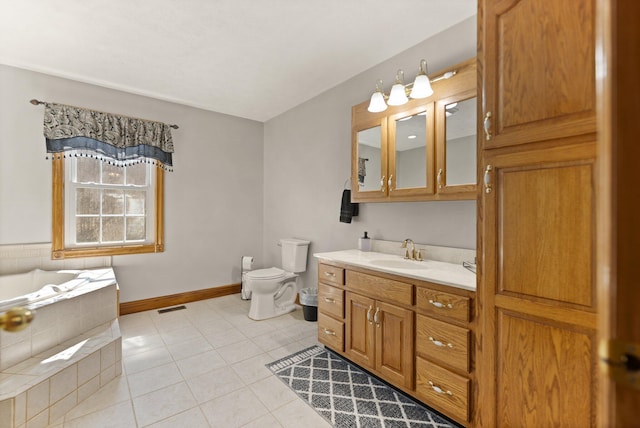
[0,5,480,428]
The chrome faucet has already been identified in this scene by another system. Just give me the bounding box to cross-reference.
[401,239,416,260]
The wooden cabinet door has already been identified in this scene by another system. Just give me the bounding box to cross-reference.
[345,292,375,370]
[480,0,596,149]
[375,301,414,389]
[478,141,598,426]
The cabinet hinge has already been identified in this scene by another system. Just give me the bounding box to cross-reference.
[599,338,640,390]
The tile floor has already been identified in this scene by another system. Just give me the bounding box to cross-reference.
[47,294,332,427]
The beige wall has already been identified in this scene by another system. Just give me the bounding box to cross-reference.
[0,65,264,302]
[263,17,478,289]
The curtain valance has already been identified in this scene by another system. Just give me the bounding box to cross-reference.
[43,102,174,170]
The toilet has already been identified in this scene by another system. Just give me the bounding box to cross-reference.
[245,238,310,320]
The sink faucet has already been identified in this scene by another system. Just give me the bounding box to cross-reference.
[401,239,415,260]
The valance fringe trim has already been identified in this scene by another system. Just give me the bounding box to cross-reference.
[42,102,175,170]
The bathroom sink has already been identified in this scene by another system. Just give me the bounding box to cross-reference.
[368,259,427,270]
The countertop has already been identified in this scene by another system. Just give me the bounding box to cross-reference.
[314,249,476,292]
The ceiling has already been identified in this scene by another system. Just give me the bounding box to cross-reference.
[0,1,476,122]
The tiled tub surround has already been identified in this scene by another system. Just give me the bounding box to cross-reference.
[314,244,476,291]
[0,243,111,276]
[0,269,121,428]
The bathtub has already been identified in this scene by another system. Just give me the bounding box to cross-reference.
[0,267,119,369]
[0,267,121,426]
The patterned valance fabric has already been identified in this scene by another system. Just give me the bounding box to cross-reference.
[43,103,174,169]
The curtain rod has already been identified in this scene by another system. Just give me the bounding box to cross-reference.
[29,99,179,130]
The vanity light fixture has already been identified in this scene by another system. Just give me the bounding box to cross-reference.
[367,59,458,113]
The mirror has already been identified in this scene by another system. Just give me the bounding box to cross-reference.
[356,126,382,192]
[394,112,428,189]
[444,97,476,186]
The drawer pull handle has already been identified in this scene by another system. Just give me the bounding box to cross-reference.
[428,299,453,309]
[367,305,373,324]
[428,381,453,396]
[324,297,336,304]
[429,336,454,348]
[324,272,336,277]
[323,328,336,336]
[373,307,380,327]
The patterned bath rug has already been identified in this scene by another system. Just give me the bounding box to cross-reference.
[266,345,458,428]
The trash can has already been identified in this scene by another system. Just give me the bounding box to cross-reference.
[299,287,318,322]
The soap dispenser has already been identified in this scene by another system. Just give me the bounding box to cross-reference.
[358,232,371,252]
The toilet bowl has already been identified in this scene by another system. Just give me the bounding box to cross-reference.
[245,238,310,321]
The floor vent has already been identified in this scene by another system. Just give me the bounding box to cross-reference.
[158,305,187,314]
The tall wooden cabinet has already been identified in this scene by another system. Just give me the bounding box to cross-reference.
[477,0,598,426]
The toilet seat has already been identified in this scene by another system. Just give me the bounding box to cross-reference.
[246,267,286,280]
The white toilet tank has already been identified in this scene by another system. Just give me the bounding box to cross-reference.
[280,238,310,273]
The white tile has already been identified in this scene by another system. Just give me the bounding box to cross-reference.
[26,380,49,421]
[100,363,117,386]
[166,336,213,361]
[132,382,197,427]
[0,398,12,428]
[127,362,183,398]
[231,353,274,385]
[146,406,210,428]
[123,345,173,375]
[159,325,204,346]
[175,349,226,380]
[15,391,26,426]
[249,375,299,411]
[121,333,164,357]
[272,398,332,428]
[64,400,137,428]
[49,390,77,423]
[185,365,244,404]
[25,408,48,428]
[203,327,247,349]
[50,365,77,404]
[100,341,116,368]
[251,329,297,352]
[77,351,100,385]
[200,387,269,428]
[76,375,100,404]
[64,375,129,421]
[241,413,284,428]
[216,339,263,364]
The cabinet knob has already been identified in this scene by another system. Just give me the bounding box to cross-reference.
[483,111,493,140]
[373,307,381,327]
[380,175,386,193]
[367,305,373,324]
[388,174,393,192]
[324,271,336,277]
[323,297,335,304]
[437,169,443,189]
[323,328,336,336]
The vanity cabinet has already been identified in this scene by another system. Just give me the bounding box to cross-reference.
[317,261,476,427]
[351,58,477,203]
[477,0,598,426]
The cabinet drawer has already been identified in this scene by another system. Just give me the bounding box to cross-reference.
[416,357,469,422]
[416,286,470,322]
[416,314,470,372]
[319,264,345,286]
[318,313,344,351]
[318,283,344,319]
[346,271,413,306]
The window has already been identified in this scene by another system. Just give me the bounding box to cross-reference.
[52,157,164,259]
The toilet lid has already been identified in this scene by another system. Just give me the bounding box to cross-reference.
[246,267,286,280]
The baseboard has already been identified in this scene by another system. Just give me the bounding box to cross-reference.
[119,283,241,315]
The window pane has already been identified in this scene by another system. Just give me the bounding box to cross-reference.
[102,163,124,185]
[125,190,146,215]
[102,190,124,215]
[76,188,100,215]
[76,157,100,183]
[76,217,100,243]
[126,163,147,185]
[102,217,124,242]
[126,217,146,241]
